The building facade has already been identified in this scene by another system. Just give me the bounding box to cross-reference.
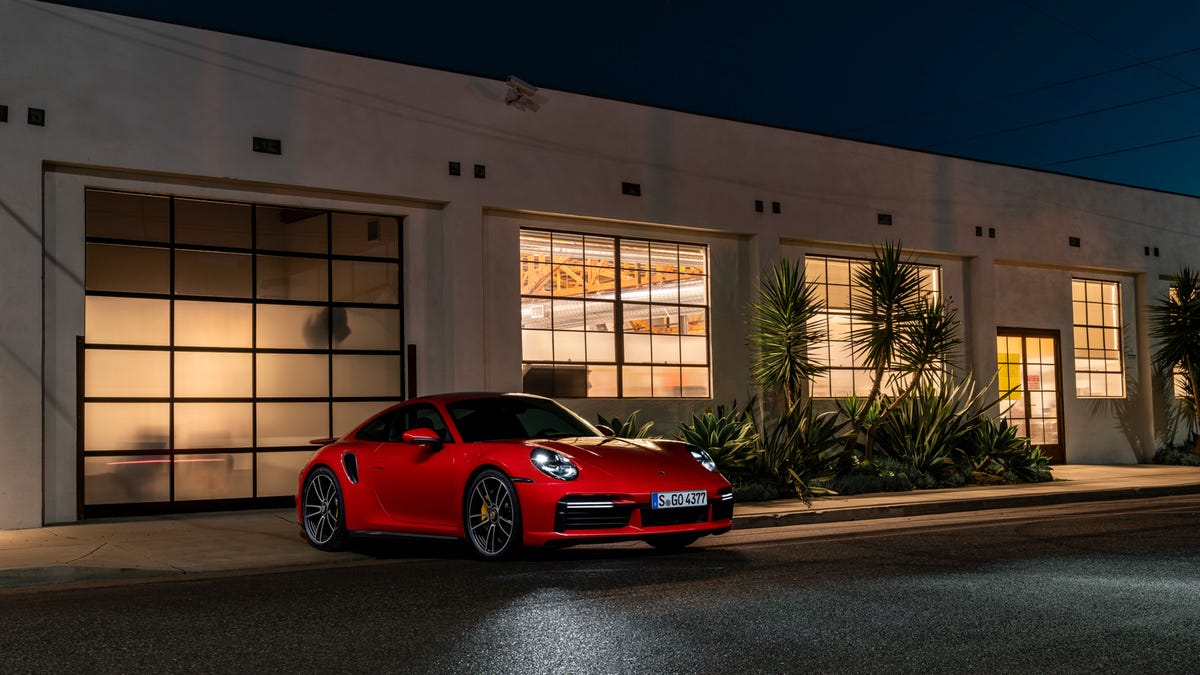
[1,0,1194,528]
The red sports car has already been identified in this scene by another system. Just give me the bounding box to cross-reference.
[296,392,734,559]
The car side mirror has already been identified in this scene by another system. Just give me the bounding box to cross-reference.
[595,424,615,437]
[402,427,443,450]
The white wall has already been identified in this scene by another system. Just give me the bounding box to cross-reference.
[4,0,1200,526]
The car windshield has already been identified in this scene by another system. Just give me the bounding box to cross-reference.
[447,396,599,443]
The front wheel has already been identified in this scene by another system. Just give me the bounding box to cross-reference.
[463,469,523,560]
[302,467,348,551]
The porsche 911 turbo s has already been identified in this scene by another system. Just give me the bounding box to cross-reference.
[296,392,734,559]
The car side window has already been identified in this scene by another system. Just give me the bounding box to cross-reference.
[356,409,400,442]
[393,404,452,443]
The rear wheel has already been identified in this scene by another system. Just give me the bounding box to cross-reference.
[302,467,348,551]
[463,469,523,560]
[645,534,700,551]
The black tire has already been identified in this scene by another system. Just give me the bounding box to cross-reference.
[645,534,700,551]
[463,469,523,560]
[301,466,348,551]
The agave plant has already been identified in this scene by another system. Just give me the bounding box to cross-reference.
[872,376,990,483]
[596,410,656,439]
[677,403,760,474]
[749,399,850,505]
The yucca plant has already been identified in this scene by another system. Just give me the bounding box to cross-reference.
[746,258,827,409]
[677,403,760,474]
[596,410,656,439]
[1150,266,1200,452]
[846,242,962,458]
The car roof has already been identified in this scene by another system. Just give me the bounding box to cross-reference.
[403,392,549,406]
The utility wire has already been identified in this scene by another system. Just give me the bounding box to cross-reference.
[1019,1,1199,89]
[927,85,1200,148]
[1040,131,1200,167]
[843,43,1200,134]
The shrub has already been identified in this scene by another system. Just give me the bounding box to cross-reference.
[596,410,656,439]
[677,403,760,476]
[749,400,850,504]
[872,377,987,484]
[1154,434,1200,466]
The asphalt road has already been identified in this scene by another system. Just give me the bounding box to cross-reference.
[3,496,1199,673]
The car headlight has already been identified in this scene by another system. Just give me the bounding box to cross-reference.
[530,448,579,481]
[689,447,718,472]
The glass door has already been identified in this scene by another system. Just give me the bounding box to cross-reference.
[996,330,1064,463]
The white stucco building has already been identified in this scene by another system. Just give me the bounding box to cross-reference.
[2,0,1194,528]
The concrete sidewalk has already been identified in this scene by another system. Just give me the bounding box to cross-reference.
[2,464,1199,591]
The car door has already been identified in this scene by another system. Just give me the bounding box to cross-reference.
[368,403,460,531]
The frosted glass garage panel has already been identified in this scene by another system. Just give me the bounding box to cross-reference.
[84,455,170,505]
[332,213,400,258]
[173,454,253,501]
[257,353,330,398]
[84,403,169,451]
[175,301,252,348]
[174,403,253,449]
[257,255,328,301]
[257,450,317,497]
[174,352,252,398]
[175,251,252,298]
[86,297,169,346]
[333,260,399,304]
[257,304,329,349]
[85,190,170,242]
[175,198,251,249]
[333,355,403,397]
[257,206,327,254]
[258,402,330,447]
[334,401,399,437]
[84,349,169,397]
[339,308,401,350]
[86,244,169,294]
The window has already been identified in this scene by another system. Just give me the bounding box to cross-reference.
[1072,279,1124,398]
[805,255,941,398]
[519,229,709,398]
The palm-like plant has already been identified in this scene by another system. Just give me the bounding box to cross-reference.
[747,258,827,408]
[1150,267,1200,453]
[847,242,962,457]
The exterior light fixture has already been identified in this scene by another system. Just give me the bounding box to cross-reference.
[505,76,541,112]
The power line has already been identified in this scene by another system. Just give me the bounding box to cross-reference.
[1040,131,1200,167]
[842,44,1200,135]
[1019,1,1198,89]
[927,85,1200,148]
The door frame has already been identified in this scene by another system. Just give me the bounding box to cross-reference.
[996,327,1067,463]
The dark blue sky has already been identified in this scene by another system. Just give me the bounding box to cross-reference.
[57,0,1200,196]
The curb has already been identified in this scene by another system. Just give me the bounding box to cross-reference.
[731,483,1200,529]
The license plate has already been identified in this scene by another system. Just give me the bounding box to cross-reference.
[651,490,708,509]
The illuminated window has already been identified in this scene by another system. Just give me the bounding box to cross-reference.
[83,189,405,511]
[805,255,941,398]
[519,229,709,398]
[1072,278,1124,398]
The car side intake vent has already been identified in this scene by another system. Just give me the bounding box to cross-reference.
[342,453,359,484]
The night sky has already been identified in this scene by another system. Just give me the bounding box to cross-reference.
[51,0,1200,197]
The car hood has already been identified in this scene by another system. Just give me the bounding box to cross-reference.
[528,437,713,486]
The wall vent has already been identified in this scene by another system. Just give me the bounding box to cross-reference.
[252,137,281,154]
